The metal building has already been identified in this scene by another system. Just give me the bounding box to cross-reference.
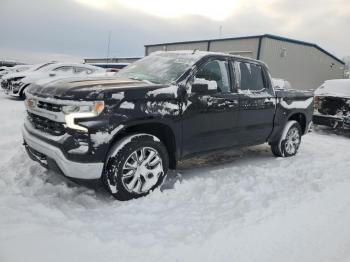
[145,34,345,90]
[84,57,141,64]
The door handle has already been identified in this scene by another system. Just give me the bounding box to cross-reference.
[264,100,274,106]
[226,99,238,104]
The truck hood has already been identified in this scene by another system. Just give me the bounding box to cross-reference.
[26,76,170,100]
[315,79,350,99]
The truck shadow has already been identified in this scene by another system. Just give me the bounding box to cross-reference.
[161,144,274,190]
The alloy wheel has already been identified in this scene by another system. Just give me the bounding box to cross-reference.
[121,147,164,194]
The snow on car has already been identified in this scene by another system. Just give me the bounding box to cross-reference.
[1,92,350,262]
[1,62,106,99]
[0,64,32,80]
[313,79,350,128]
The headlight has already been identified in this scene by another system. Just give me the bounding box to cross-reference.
[25,97,36,109]
[62,102,104,115]
[63,101,104,132]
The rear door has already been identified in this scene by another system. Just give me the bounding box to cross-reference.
[181,58,240,156]
[232,60,276,145]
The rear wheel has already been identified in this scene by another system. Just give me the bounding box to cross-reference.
[271,121,302,157]
[102,134,169,201]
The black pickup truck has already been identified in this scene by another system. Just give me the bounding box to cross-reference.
[23,51,313,200]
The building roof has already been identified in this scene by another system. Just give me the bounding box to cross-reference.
[145,34,345,65]
[84,57,141,61]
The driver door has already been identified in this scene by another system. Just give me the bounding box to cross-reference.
[181,58,240,157]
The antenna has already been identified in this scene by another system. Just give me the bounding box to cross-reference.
[106,30,112,64]
[219,25,223,38]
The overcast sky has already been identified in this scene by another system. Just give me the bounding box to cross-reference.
[0,0,349,63]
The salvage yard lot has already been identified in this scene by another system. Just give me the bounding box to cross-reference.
[1,93,350,262]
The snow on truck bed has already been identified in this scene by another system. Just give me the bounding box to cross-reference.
[1,93,350,262]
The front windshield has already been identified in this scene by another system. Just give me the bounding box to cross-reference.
[117,52,202,84]
[34,62,55,71]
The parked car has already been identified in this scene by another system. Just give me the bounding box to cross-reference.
[22,51,313,200]
[1,63,105,99]
[313,79,350,128]
[0,67,10,80]
[0,65,32,80]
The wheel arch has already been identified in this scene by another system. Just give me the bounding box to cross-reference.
[108,122,178,169]
[288,112,307,134]
[19,83,30,98]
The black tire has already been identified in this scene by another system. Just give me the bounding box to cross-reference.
[19,89,26,100]
[271,121,302,157]
[102,133,169,201]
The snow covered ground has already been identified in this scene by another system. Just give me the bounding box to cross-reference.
[1,93,350,262]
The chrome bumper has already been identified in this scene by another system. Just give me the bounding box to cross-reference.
[22,125,104,179]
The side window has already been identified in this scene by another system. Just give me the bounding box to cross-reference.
[234,62,266,91]
[195,60,230,93]
[75,67,93,74]
[53,66,73,73]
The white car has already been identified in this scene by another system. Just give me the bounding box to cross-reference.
[0,65,32,80]
[1,63,105,98]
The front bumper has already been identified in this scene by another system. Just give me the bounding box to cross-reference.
[22,123,104,179]
[1,80,21,97]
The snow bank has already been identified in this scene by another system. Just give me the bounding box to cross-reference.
[1,93,350,262]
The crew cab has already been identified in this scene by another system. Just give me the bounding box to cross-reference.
[22,51,313,200]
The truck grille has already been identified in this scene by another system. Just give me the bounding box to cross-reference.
[27,112,65,136]
[37,101,62,112]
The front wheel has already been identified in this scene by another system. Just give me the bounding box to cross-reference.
[271,121,302,157]
[102,133,169,201]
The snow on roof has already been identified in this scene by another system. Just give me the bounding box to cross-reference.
[315,79,350,98]
[150,50,264,65]
[145,34,345,65]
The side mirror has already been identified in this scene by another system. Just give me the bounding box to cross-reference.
[49,72,56,77]
[191,79,217,94]
[192,83,209,93]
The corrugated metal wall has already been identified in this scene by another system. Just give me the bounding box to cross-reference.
[145,36,344,90]
[166,42,208,52]
[145,42,208,55]
[146,45,167,55]
[209,38,259,59]
[84,58,140,63]
[145,38,259,58]
[260,38,344,90]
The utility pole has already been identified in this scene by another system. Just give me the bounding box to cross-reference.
[106,30,112,64]
[219,25,223,38]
